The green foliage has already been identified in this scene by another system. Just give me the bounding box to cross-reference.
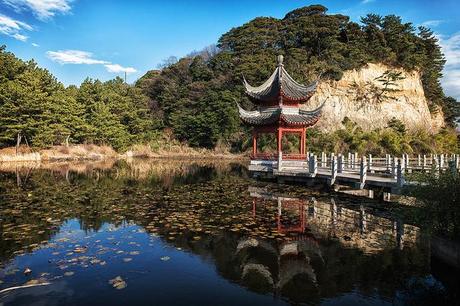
[442,96,460,128]
[0,46,81,148]
[140,56,239,148]
[0,46,161,150]
[307,118,459,156]
[407,170,460,240]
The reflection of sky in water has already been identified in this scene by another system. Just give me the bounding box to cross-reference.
[0,160,454,305]
[1,220,287,306]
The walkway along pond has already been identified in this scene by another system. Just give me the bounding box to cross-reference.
[0,159,458,305]
[250,152,460,200]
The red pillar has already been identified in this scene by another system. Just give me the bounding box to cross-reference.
[252,129,257,157]
[299,133,303,155]
[302,128,306,155]
[277,128,282,154]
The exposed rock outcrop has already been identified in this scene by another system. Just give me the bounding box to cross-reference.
[307,63,445,133]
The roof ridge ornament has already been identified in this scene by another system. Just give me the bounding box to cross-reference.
[277,55,284,67]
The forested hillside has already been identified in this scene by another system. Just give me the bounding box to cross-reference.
[138,5,459,152]
[0,46,161,150]
[0,5,459,154]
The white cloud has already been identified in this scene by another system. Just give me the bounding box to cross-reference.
[47,49,137,75]
[104,64,137,74]
[439,32,460,99]
[420,20,444,28]
[46,50,109,65]
[12,33,27,41]
[31,42,39,47]
[0,13,32,41]
[2,0,73,20]
[361,0,375,4]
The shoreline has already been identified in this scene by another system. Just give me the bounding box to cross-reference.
[0,144,247,164]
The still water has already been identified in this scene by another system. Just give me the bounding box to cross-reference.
[0,159,457,305]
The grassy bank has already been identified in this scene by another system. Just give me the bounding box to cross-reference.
[0,142,245,163]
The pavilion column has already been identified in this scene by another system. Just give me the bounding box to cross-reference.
[301,128,306,155]
[252,129,257,157]
[277,128,282,154]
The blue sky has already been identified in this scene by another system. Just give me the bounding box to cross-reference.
[0,0,459,98]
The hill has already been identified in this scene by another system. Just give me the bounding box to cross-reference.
[137,5,458,153]
[0,5,459,155]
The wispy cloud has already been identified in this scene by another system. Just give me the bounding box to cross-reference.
[46,50,109,65]
[438,32,460,99]
[104,64,137,74]
[361,0,375,4]
[47,49,137,74]
[2,0,73,20]
[420,20,444,28]
[31,42,39,47]
[0,13,32,41]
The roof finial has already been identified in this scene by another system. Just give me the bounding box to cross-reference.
[277,54,284,66]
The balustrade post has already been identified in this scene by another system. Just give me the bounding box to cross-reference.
[392,157,398,179]
[359,156,367,189]
[278,151,283,171]
[397,159,405,187]
[321,151,326,168]
[351,153,356,170]
[347,152,352,169]
[386,154,391,172]
[434,156,440,177]
[401,154,406,173]
[368,154,373,173]
[330,155,337,185]
[404,153,409,172]
[309,154,317,176]
[423,155,427,171]
[417,154,421,168]
[337,154,344,173]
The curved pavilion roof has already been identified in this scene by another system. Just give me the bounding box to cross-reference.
[237,101,325,127]
[243,55,318,104]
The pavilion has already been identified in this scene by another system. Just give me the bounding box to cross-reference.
[238,55,325,160]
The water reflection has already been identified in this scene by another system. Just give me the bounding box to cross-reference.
[0,160,454,305]
[211,187,430,304]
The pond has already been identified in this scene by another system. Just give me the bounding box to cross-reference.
[0,159,458,306]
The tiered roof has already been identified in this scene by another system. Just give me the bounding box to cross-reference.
[238,55,325,127]
[243,55,318,105]
[237,103,324,127]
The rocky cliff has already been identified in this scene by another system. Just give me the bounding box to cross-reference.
[307,63,445,133]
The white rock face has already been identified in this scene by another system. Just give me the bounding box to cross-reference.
[305,63,445,133]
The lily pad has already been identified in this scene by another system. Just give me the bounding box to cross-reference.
[109,276,127,290]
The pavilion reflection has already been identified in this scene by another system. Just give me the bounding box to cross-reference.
[222,187,428,303]
[249,186,418,253]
